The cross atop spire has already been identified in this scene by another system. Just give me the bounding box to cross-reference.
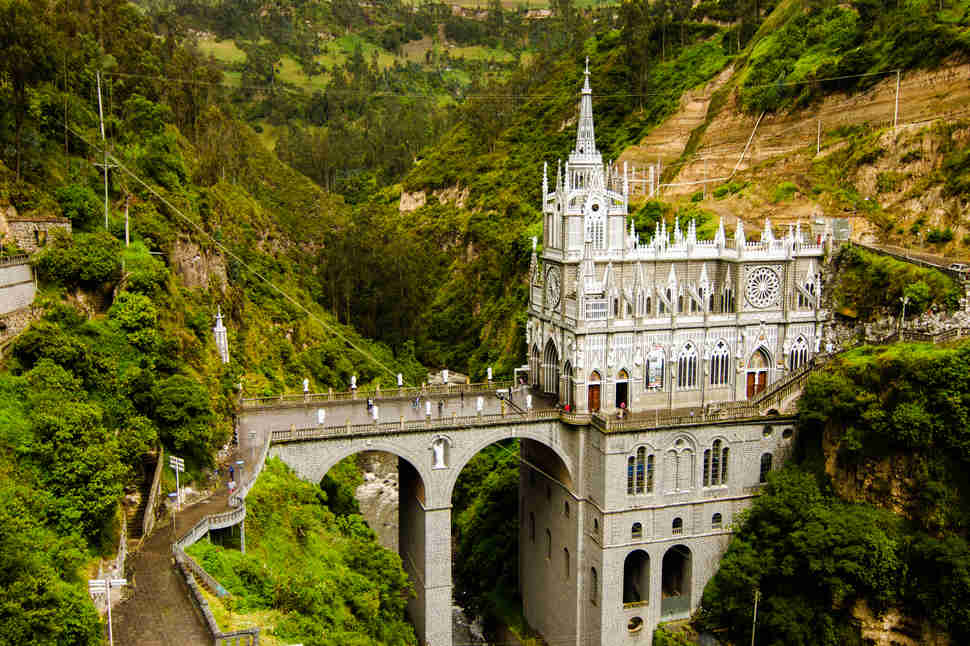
[572,57,599,161]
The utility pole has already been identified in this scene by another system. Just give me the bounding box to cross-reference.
[893,69,901,135]
[94,72,116,231]
[751,589,761,646]
[124,195,130,247]
[816,119,821,155]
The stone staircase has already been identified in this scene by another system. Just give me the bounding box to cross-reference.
[125,452,157,543]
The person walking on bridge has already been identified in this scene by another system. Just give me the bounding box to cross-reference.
[438,400,443,417]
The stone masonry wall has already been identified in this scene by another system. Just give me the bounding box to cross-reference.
[6,219,71,254]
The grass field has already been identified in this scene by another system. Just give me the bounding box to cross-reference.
[402,36,519,64]
[195,38,248,64]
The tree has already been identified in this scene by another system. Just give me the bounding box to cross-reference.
[153,374,216,463]
[0,0,56,178]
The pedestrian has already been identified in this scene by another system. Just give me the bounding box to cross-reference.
[229,465,235,481]
[438,400,443,416]
[460,390,464,407]
[367,397,373,411]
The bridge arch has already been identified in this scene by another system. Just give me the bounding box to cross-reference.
[443,430,576,503]
[269,438,437,506]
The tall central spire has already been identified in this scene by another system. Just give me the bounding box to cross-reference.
[573,57,599,158]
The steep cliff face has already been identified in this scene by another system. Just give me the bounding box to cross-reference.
[354,451,400,551]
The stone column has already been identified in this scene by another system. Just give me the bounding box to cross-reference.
[399,461,452,646]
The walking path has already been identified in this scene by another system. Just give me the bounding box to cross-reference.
[112,469,235,646]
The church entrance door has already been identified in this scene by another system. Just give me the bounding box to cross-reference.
[746,349,770,398]
[615,369,629,410]
[588,371,601,412]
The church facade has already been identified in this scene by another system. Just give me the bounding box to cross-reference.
[526,63,827,417]
[516,62,829,645]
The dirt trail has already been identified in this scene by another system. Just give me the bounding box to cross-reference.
[112,482,234,646]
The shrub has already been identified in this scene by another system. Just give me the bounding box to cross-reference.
[772,181,799,203]
[54,183,101,231]
[925,227,954,244]
[153,374,216,463]
[32,230,121,289]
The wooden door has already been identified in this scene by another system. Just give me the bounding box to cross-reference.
[756,371,767,395]
[588,384,601,412]
[747,371,767,398]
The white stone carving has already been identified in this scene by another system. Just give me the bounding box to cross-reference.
[745,266,781,308]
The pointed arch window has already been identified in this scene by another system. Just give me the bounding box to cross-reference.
[789,336,809,371]
[721,286,735,313]
[709,341,730,387]
[759,453,773,483]
[677,343,698,390]
[646,350,665,391]
[703,439,730,486]
[543,339,559,396]
[586,215,605,249]
[627,446,654,494]
[798,280,817,308]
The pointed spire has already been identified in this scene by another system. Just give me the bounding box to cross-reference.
[687,218,697,245]
[674,216,682,244]
[556,159,562,191]
[629,218,636,248]
[573,57,599,159]
[762,217,774,243]
[735,218,746,249]
[623,160,629,198]
[666,264,678,286]
[715,217,726,247]
[795,220,802,245]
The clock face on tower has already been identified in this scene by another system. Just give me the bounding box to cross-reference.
[546,267,561,308]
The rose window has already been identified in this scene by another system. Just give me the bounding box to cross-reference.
[745,267,780,308]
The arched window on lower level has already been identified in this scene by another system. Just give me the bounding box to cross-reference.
[712,513,723,529]
[590,567,598,605]
[632,522,643,540]
[672,517,683,535]
[759,453,773,483]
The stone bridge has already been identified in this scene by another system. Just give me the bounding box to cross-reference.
[237,375,811,646]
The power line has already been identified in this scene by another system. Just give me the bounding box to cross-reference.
[63,123,404,386]
[100,66,912,100]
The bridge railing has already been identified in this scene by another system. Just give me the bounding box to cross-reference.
[241,380,514,409]
[270,408,563,443]
[591,405,780,432]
